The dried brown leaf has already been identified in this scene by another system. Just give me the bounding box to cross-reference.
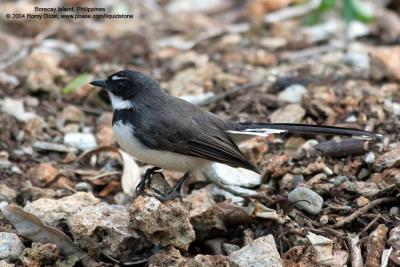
[214,202,251,225]
[98,180,121,197]
[0,204,86,259]
[118,149,141,196]
[77,146,141,196]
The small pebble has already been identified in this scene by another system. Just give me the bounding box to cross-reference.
[24,96,39,107]
[344,114,357,123]
[63,132,97,150]
[0,185,16,203]
[356,196,369,207]
[60,105,84,123]
[293,140,318,159]
[114,192,130,205]
[270,104,305,124]
[211,186,244,205]
[343,51,369,70]
[0,232,24,260]
[68,203,140,259]
[0,260,14,267]
[288,187,323,215]
[10,166,22,174]
[306,232,333,265]
[229,235,282,267]
[357,168,370,180]
[222,243,240,255]
[280,174,295,191]
[75,182,92,192]
[322,166,333,176]
[203,163,261,188]
[293,175,304,187]
[390,207,399,216]
[333,176,348,186]
[395,175,400,189]
[20,242,59,266]
[277,84,307,103]
[320,215,329,225]
[307,173,327,186]
[365,152,375,164]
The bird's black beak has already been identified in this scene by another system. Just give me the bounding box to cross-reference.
[90,79,107,88]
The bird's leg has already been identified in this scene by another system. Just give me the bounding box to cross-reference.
[155,172,190,201]
[136,167,161,194]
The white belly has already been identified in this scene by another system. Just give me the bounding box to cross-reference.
[112,121,208,172]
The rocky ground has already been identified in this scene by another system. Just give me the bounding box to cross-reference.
[0,0,400,266]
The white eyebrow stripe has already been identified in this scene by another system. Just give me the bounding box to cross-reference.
[111,75,127,81]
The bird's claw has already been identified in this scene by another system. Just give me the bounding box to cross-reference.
[153,172,190,201]
[153,187,183,201]
[135,167,161,195]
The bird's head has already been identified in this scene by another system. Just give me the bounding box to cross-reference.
[90,70,163,109]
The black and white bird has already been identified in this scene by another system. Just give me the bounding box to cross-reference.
[90,70,379,199]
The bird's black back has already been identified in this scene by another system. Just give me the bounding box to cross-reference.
[113,93,259,173]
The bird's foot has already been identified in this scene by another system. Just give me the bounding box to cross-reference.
[154,172,190,201]
[154,190,182,201]
[136,167,161,195]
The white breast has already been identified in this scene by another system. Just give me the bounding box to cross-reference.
[112,121,208,172]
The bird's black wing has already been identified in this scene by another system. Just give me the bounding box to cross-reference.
[187,133,259,173]
[134,98,259,173]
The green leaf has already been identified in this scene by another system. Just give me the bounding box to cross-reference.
[305,12,321,25]
[319,0,336,12]
[342,0,356,23]
[342,0,374,23]
[305,0,374,25]
[63,73,93,94]
[305,0,336,25]
[351,0,374,22]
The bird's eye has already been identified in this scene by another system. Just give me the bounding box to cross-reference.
[111,75,127,81]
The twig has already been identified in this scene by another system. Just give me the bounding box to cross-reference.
[365,224,389,267]
[75,146,117,163]
[198,60,312,107]
[362,213,391,223]
[80,106,107,115]
[88,171,122,181]
[303,223,345,238]
[214,183,257,197]
[331,197,397,228]
[277,228,305,242]
[33,141,77,153]
[346,234,363,267]
[296,212,320,227]
[359,214,381,237]
[156,23,250,50]
[280,41,346,62]
[319,227,345,238]
[264,0,322,23]
[243,228,254,246]
[0,24,58,70]
[314,139,367,158]
[197,81,265,106]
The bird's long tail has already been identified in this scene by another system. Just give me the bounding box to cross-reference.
[226,122,381,142]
